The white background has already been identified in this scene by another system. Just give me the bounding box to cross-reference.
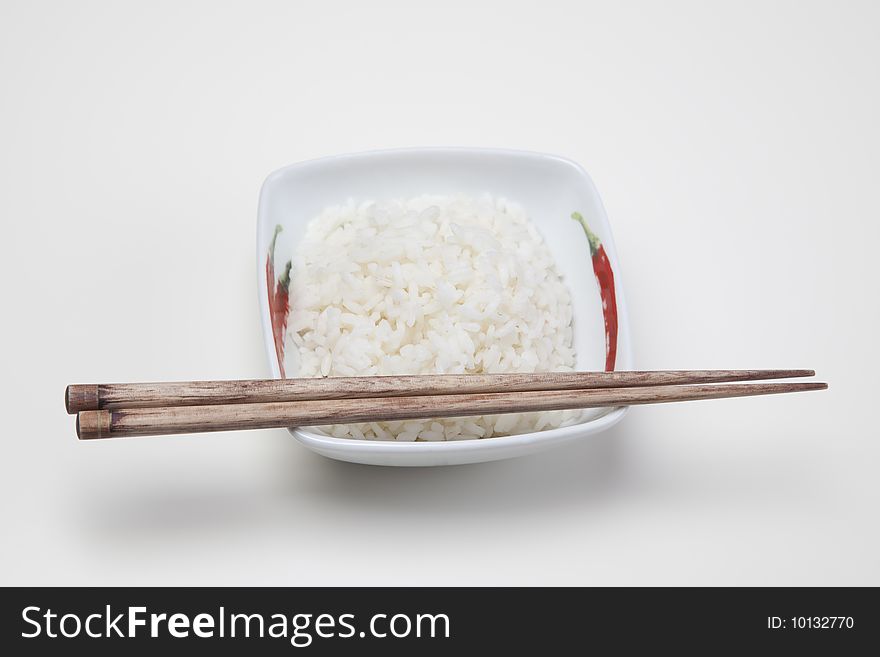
[2,0,878,585]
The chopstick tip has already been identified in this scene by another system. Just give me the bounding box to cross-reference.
[784,369,815,378]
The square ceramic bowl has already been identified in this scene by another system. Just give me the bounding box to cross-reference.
[257,148,632,466]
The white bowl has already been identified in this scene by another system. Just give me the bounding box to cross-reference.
[257,148,632,466]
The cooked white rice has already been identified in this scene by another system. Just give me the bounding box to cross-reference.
[286,194,583,441]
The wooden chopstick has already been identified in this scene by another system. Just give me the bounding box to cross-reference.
[76,381,827,440]
[65,369,815,414]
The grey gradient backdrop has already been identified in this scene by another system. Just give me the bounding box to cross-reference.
[1,0,878,585]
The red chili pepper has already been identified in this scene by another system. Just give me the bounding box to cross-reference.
[572,212,618,371]
[266,225,292,378]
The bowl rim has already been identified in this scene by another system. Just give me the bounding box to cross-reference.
[257,146,633,452]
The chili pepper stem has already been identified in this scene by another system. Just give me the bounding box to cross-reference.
[268,224,283,263]
[571,212,600,256]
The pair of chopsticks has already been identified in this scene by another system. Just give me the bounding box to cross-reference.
[66,370,826,440]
